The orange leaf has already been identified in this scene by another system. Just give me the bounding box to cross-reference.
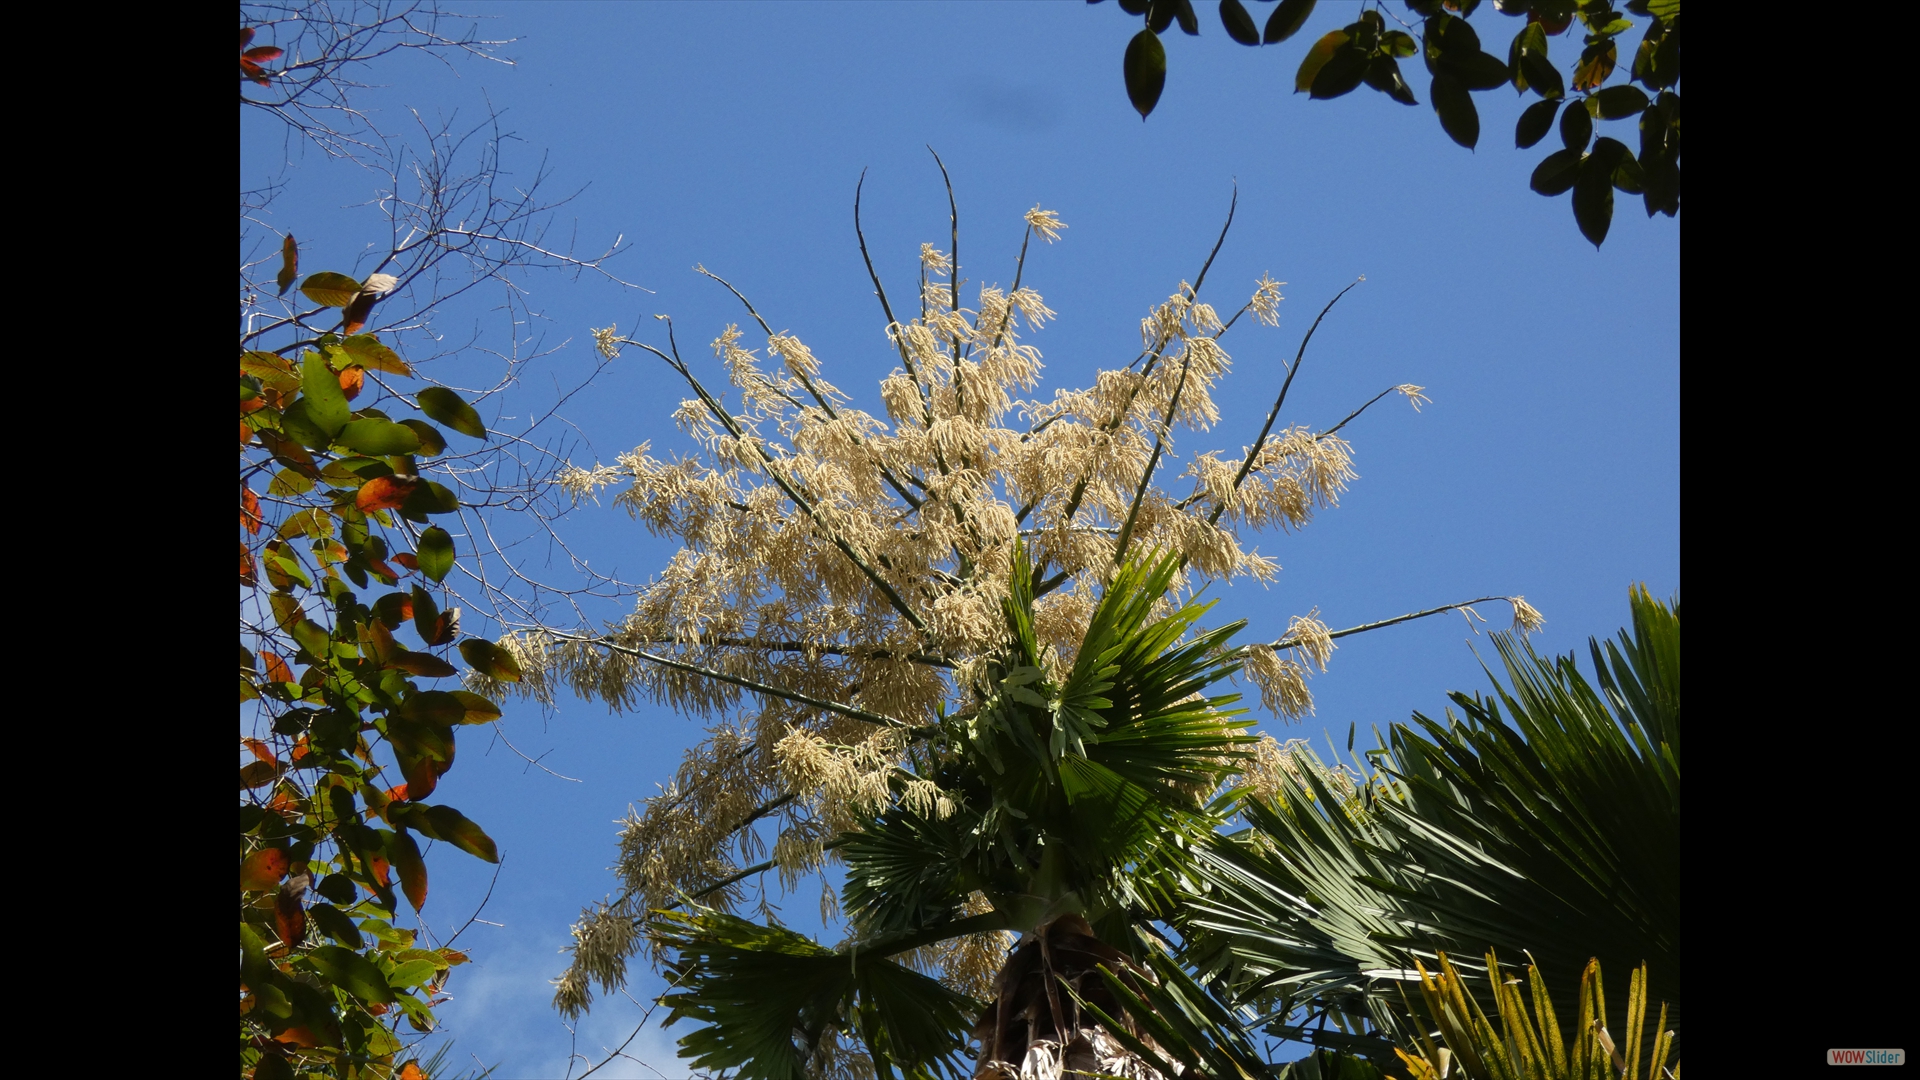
[368,1003,392,1018]
[268,788,301,816]
[242,486,263,535]
[242,738,278,765]
[397,1060,425,1080]
[386,783,410,803]
[242,419,254,445]
[273,1027,319,1049]
[241,544,258,588]
[261,650,294,684]
[241,395,266,414]
[290,734,312,763]
[392,552,420,572]
[355,475,422,513]
[240,847,290,891]
[367,851,392,887]
[275,888,307,947]
[338,365,364,400]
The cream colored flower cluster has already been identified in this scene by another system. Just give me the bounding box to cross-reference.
[530,204,1432,1017]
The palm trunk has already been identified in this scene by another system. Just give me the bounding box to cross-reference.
[970,915,1178,1080]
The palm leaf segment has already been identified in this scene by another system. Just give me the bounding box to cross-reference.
[653,546,1257,1078]
[1165,586,1679,1062]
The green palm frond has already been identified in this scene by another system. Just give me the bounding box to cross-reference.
[652,908,987,1080]
[1170,586,1680,1051]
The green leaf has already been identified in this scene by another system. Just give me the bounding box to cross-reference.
[424,805,499,862]
[1295,29,1348,92]
[411,585,441,644]
[340,334,412,376]
[1430,72,1479,149]
[1123,29,1167,118]
[1518,29,1564,99]
[291,618,331,659]
[448,690,503,724]
[416,387,487,441]
[300,272,363,309]
[1590,83,1650,119]
[307,903,365,949]
[1516,98,1559,148]
[1263,0,1315,44]
[398,690,469,726]
[1528,147,1574,196]
[1572,152,1616,247]
[1218,0,1259,46]
[1309,44,1369,99]
[399,419,447,457]
[306,945,399,1004]
[1559,99,1592,151]
[1363,55,1418,105]
[415,526,455,583]
[336,418,422,456]
[400,479,461,519]
[278,398,332,451]
[300,352,352,438]
[388,651,458,679]
[1530,148,1583,195]
[458,639,524,683]
[388,959,441,988]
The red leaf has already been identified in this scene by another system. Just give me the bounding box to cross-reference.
[261,650,295,684]
[241,544,258,588]
[241,27,255,49]
[355,475,422,513]
[338,365,364,400]
[390,830,429,912]
[240,847,290,891]
[242,486,263,535]
[242,738,278,765]
[392,552,420,572]
[400,749,440,800]
[244,45,284,62]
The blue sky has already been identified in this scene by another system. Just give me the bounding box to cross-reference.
[242,3,1677,1075]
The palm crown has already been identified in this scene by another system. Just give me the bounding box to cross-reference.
[653,544,1257,1080]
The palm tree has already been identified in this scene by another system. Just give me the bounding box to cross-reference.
[649,545,1258,1080]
